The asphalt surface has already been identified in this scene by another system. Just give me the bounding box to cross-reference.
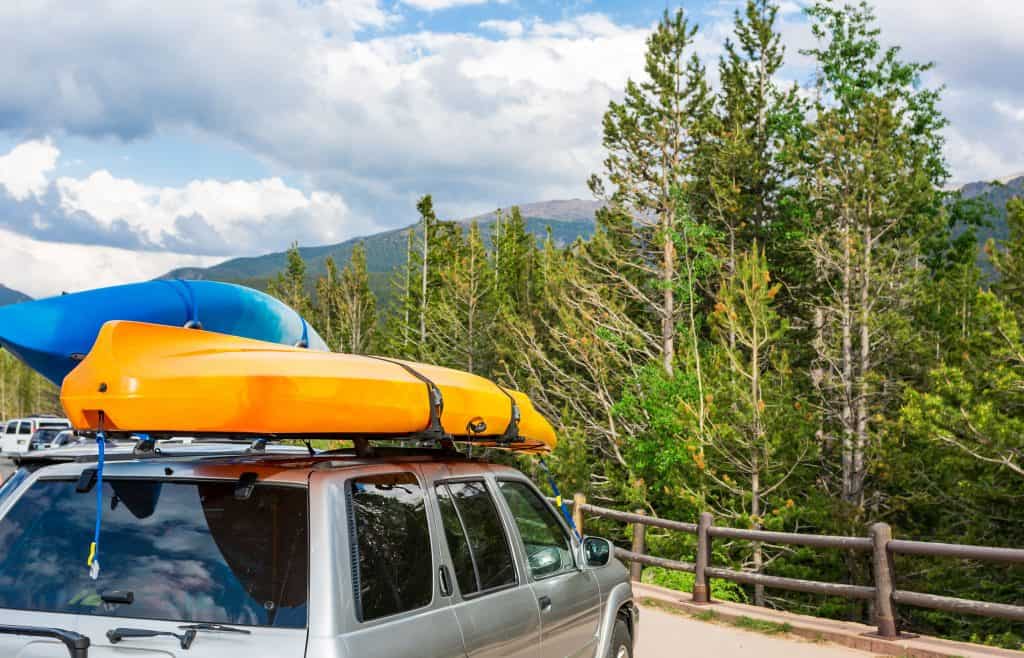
[636,605,875,658]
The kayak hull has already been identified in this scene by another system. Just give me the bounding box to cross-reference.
[0,280,327,385]
[61,321,556,452]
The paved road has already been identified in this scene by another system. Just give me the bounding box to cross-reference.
[0,457,15,483]
[636,605,874,658]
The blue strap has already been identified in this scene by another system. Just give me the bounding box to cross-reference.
[88,431,106,580]
[539,457,581,540]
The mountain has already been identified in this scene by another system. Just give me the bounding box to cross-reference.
[957,174,1023,247]
[160,178,1021,301]
[163,200,603,299]
[0,284,31,306]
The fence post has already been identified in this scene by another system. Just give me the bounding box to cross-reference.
[630,509,646,582]
[573,493,586,536]
[870,522,898,638]
[693,512,714,603]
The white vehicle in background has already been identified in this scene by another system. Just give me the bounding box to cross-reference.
[0,416,72,456]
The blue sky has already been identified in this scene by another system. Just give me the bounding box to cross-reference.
[1,0,1022,297]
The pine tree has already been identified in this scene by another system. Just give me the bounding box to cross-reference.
[338,243,377,355]
[700,0,805,316]
[588,8,714,376]
[267,242,312,318]
[316,257,342,350]
[430,222,493,373]
[990,198,1024,318]
[798,0,947,512]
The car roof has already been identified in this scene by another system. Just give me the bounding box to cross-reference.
[22,448,524,485]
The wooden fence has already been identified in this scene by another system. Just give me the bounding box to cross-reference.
[568,494,1024,639]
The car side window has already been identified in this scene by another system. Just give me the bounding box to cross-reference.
[349,473,433,622]
[498,481,575,579]
[3,421,15,434]
[18,422,31,435]
[435,480,517,596]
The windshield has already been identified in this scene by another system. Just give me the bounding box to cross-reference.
[0,478,308,627]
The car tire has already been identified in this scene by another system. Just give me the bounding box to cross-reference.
[606,617,632,658]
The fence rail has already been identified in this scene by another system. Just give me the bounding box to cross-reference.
[568,494,1024,638]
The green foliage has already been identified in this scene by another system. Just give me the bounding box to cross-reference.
[256,1,1024,646]
[641,566,748,603]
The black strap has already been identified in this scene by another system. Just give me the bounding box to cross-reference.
[366,356,448,439]
[495,385,522,445]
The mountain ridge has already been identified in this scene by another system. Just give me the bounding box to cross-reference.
[160,177,1020,297]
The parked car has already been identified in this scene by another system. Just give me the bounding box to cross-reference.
[0,447,636,658]
[0,416,72,456]
[28,428,75,451]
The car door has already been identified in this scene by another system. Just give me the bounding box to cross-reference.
[338,471,466,658]
[433,478,541,658]
[497,480,601,658]
[0,421,16,452]
[15,420,32,453]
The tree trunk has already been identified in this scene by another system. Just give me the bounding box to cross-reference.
[420,218,429,352]
[662,209,676,375]
[854,225,872,509]
[751,315,765,606]
[841,214,855,505]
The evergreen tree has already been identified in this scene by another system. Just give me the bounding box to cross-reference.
[588,8,714,375]
[338,243,377,355]
[267,242,312,318]
[798,0,947,512]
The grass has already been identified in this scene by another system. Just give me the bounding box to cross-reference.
[638,597,797,639]
[733,615,793,635]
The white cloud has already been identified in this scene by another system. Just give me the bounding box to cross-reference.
[994,100,1024,123]
[479,19,523,38]
[0,139,59,201]
[402,0,497,11]
[0,140,377,266]
[0,227,217,299]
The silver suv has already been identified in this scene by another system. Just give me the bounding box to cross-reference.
[0,448,636,658]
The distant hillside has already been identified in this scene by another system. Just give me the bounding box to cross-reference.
[0,284,31,306]
[958,174,1023,247]
[163,201,602,299]
[159,179,1020,303]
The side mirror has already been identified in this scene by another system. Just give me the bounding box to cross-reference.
[582,536,613,567]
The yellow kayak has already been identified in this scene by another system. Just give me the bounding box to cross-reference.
[61,321,556,452]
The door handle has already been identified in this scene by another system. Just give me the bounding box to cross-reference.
[439,565,453,597]
[538,595,552,611]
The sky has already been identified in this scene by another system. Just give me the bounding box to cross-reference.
[1,0,1023,298]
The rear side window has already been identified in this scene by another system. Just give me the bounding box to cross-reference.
[17,422,31,434]
[3,422,15,434]
[0,479,308,627]
[435,481,517,596]
[349,473,433,622]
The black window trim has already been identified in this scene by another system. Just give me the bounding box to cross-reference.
[345,470,436,625]
[432,476,521,600]
[495,476,580,581]
[0,474,312,629]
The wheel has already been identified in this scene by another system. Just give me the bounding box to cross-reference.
[606,617,632,658]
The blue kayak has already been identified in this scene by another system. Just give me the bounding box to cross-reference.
[0,280,327,385]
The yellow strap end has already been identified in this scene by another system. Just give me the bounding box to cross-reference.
[555,495,563,507]
[87,542,96,567]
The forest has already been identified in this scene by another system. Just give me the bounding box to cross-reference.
[1,0,1021,647]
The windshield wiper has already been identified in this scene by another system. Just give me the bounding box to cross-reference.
[107,627,195,650]
[178,622,252,635]
[0,625,90,658]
